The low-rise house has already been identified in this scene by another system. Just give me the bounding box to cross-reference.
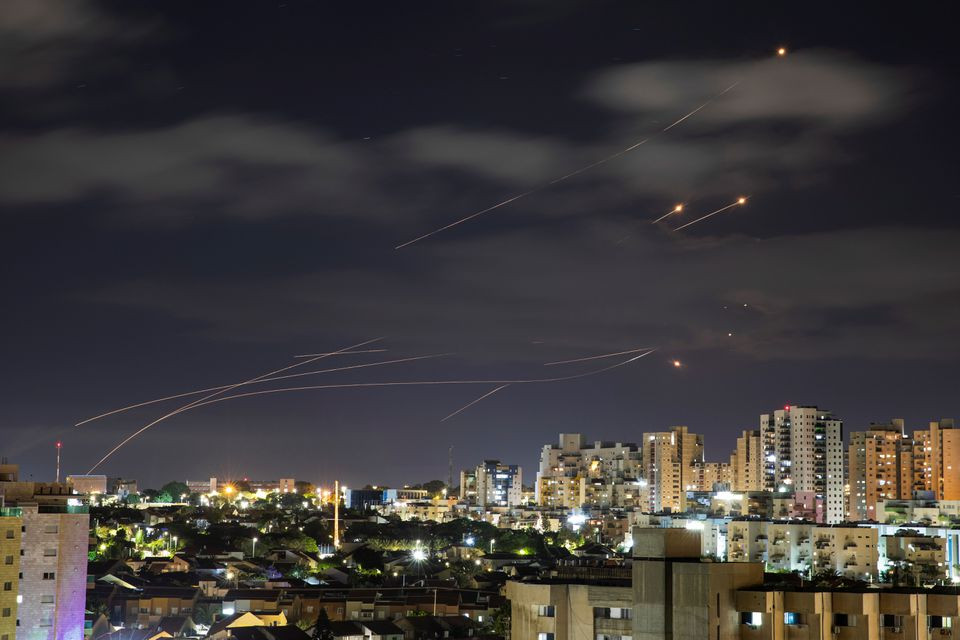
[361,621,405,640]
[327,621,366,640]
[207,611,289,640]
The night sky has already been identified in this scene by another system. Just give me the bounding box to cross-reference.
[2,1,958,489]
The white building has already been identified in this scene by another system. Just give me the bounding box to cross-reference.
[475,460,523,507]
[760,405,844,523]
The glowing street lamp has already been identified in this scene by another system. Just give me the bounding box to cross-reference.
[252,537,258,556]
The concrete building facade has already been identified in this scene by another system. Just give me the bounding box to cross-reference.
[759,406,844,523]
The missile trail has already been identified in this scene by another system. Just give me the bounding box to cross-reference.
[187,348,655,405]
[75,352,446,427]
[440,384,510,422]
[90,349,656,471]
[651,204,684,224]
[293,349,388,358]
[673,197,747,231]
[543,347,655,366]
[87,337,384,473]
[394,83,739,249]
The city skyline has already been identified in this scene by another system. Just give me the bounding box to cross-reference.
[2,2,959,487]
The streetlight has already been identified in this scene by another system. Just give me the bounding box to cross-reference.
[252,537,258,556]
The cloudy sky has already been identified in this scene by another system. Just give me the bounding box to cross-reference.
[1,1,957,488]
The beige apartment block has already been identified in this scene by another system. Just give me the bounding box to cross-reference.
[506,579,632,640]
[736,586,959,640]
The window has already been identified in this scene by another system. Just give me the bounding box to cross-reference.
[537,605,555,617]
[740,612,762,627]
[43,549,57,557]
[42,572,55,580]
[538,634,555,640]
[2,583,10,592]
[784,612,802,625]
[1,609,10,618]
[4,530,12,539]
[3,557,11,565]
[833,614,849,627]
[40,596,55,604]
[43,525,58,534]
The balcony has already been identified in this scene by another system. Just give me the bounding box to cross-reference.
[843,541,858,549]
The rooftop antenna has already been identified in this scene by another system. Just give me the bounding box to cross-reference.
[55,441,62,483]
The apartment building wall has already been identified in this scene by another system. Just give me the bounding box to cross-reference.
[760,406,844,523]
[737,588,960,640]
[847,422,913,521]
[17,506,88,640]
[506,581,633,640]
[642,426,704,513]
[0,511,21,640]
[632,527,763,640]
[536,434,641,509]
[730,430,763,493]
[475,461,522,507]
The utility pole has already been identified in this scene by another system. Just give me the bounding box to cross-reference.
[55,441,62,483]
[333,480,340,549]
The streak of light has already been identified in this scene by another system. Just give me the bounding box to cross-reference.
[92,349,657,467]
[176,348,657,410]
[86,338,384,472]
[293,349,388,358]
[440,385,510,422]
[394,83,739,249]
[672,197,748,231]
[543,347,655,366]
[76,344,415,427]
[651,204,684,224]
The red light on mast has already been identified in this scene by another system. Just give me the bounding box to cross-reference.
[784,405,790,411]
[56,441,62,448]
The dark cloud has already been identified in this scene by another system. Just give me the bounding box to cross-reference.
[89,224,960,361]
[0,0,156,90]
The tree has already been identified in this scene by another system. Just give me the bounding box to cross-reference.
[160,482,191,501]
[490,602,511,637]
[420,480,446,495]
[312,608,333,640]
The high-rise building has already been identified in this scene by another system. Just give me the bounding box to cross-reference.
[458,469,477,504]
[760,406,844,523]
[475,460,522,507]
[641,426,703,513]
[536,434,641,508]
[911,418,960,501]
[0,465,89,640]
[847,420,913,521]
[729,429,763,492]
[689,462,732,492]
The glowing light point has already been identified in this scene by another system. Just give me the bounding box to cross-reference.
[737,197,747,205]
[674,204,683,212]
[777,47,787,57]
[672,360,682,368]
